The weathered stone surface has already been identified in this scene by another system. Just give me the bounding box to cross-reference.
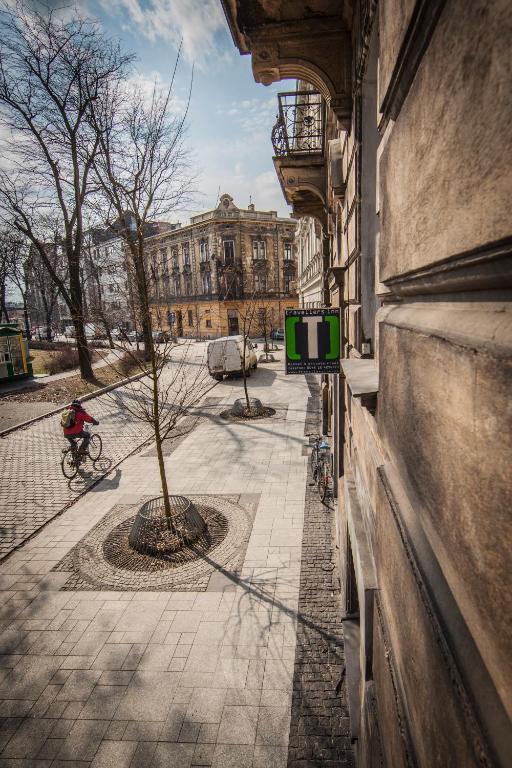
[379,0,512,280]
[374,469,487,768]
[378,0,416,112]
[377,306,512,719]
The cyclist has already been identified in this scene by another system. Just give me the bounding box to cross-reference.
[62,400,99,456]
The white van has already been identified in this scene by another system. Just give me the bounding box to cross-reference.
[207,335,258,380]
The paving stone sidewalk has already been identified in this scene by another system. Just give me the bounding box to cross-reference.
[0,343,209,560]
[287,376,353,767]
[0,360,351,767]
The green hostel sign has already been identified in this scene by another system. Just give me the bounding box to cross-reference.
[285,309,341,374]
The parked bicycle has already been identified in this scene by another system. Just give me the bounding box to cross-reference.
[61,424,102,479]
[311,436,333,503]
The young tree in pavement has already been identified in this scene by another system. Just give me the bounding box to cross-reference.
[93,56,200,523]
[0,3,132,379]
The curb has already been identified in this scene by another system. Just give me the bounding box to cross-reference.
[0,377,220,563]
[0,369,150,439]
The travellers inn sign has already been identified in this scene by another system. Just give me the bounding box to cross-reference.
[284,309,341,374]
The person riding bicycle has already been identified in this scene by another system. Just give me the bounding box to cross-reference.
[62,400,99,456]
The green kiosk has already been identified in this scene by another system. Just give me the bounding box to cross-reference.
[0,324,33,382]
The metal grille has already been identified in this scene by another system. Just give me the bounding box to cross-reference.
[128,495,206,556]
[272,90,324,156]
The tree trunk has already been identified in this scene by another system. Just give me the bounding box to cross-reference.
[67,247,93,380]
[0,281,9,322]
[242,335,250,411]
[45,310,52,341]
[151,349,174,529]
[131,238,153,361]
[73,317,93,380]
[22,298,31,339]
[103,320,115,349]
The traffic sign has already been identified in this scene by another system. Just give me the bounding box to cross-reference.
[285,308,340,374]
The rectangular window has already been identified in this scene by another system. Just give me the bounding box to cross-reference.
[254,272,267,293]
[183,243,190,265]
[201,272,211,293]
[284,242,293,261]
[252,239,266,260]
[284,274,292,293]
[199,240,209,263]
[174,277,181,296]
[223,240,235,265]
[205,319,212,328]
[184,276,192,295]
[187,309,193,326]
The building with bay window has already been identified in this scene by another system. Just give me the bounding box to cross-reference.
[146,193,298,338]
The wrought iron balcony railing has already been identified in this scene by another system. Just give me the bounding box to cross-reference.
[272,90,324,157]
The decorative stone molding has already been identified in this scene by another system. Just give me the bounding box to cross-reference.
[273,154,327,227]
[249,18,352,128]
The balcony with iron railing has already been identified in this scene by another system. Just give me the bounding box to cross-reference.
[271,90,327,226]
[271,91,324,157]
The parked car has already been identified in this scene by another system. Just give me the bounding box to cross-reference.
[207,335,258,381]
[152,330,170,343]
[271,328,285,340]
[125,330,144,342]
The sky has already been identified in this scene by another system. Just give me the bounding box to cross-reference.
[83,0,294,221]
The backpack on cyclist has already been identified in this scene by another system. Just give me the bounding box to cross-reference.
[60,408,76,429]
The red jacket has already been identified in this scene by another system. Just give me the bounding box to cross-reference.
[64,406,95,436]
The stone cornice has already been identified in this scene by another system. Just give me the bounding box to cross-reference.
[233,15,353,128]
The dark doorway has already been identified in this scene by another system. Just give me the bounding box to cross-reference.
[228,311,239,336]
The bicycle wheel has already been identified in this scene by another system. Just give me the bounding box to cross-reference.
[317,456,326,496]
[88,434,103,462]
[61,447,78,479]
[320,469,333,503]
[311,446,319,481]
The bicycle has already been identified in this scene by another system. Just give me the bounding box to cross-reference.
[61,424,103,480]
[311,436,329,483]
[314,439,334,503]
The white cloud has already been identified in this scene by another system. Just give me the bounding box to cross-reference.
[123,70,189,113]
[217,96,278,143]
[100,0,226,66]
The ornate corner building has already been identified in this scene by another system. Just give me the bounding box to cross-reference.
[145,193,298,338]
[221,2,512,767]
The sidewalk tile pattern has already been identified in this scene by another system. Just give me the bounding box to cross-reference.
[0,358,352,766]
[287,386,353,766]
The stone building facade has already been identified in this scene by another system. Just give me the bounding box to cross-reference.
[221,2,512,767]
[83,232,133,334]
[296,216,324,309]
[145,194,298,338]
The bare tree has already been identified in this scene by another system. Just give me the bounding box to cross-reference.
[0,2,132,379]
[93,57,199,522]
[235,293,265,413]
[25,222,68,340]
[0,231,12,323]
[0,228,31,336]
[256,303,277,361]
[81,229,130,348]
